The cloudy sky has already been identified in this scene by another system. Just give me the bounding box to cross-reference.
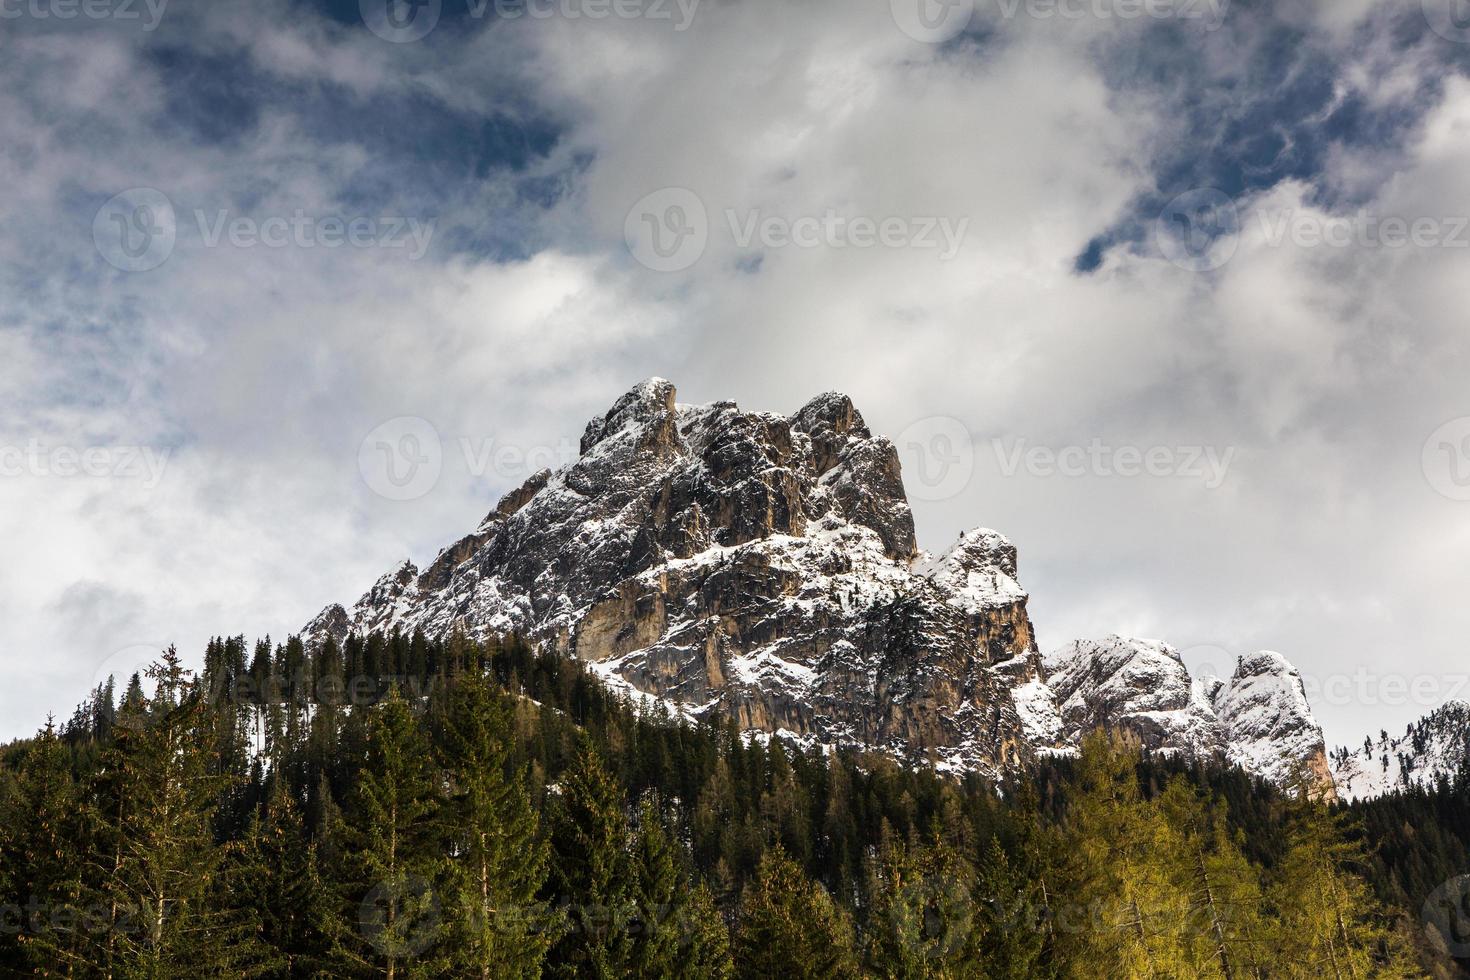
[3,0,1468,751]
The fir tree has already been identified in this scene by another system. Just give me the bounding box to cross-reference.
[545,739,633,979]
[328,685,448,978]
[437,672,550,979]
[732,846,859,980]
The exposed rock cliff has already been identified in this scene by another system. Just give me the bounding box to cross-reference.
[309,379,1040,777]
[308,379,1333,788]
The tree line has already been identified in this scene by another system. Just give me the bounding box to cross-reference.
[0,629,1457,977]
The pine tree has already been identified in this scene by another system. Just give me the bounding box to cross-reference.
[864,832,980,979]
[1058,732,1187,977]
[237,775,331,975]
[1157,777,1270,979]
[732,846,859,980]
[437,672,550,979]
[328,685,448,978]
[973,836,1049,979]
[3,719,84,974]
[51,648,272,976]
[545,739,633,978]
[629,797,683,976]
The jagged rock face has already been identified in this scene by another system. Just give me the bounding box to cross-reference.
[307,379,1333,788]
[308,379,1037,776]
[1212,651,1334,796]
[1044,637,1224,756]
[1041,637,1335,796]
[1331,701,1470,801]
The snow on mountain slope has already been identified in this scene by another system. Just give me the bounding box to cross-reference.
[1330,701,1470,801]
[309,379,1044,778]
[307,379,1335,788]
[1040,636,1335,795]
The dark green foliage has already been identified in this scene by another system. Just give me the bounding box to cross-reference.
[3,630,1453,978]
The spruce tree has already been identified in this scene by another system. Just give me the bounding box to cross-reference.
[52,648,272,976]
[3,719,84,974]
[545,739,633,979]
[437,672,550,979]
[864,832,980,979]
[328,685,448,978]
[732,846,858,980]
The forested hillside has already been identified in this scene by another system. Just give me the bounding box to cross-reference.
[0,631,1461,978]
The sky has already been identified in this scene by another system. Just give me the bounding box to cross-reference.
[2,0,1468,752]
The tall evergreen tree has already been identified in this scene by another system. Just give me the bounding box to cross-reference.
[437,672,550,979]
[50,648,272,976]
[328,685,447,978]
[545,739,633,979]
[732,846,858,980]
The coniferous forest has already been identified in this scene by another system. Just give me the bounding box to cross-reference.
[1,631,1466,978]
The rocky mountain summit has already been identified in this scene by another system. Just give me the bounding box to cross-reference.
[308,379,1331,787]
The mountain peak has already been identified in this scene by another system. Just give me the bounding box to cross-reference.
[308,380,1330,789]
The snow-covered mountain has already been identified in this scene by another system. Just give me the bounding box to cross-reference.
[1044,639,1334,794]
[1330,701,1470,801]
[307,379,1333,789]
